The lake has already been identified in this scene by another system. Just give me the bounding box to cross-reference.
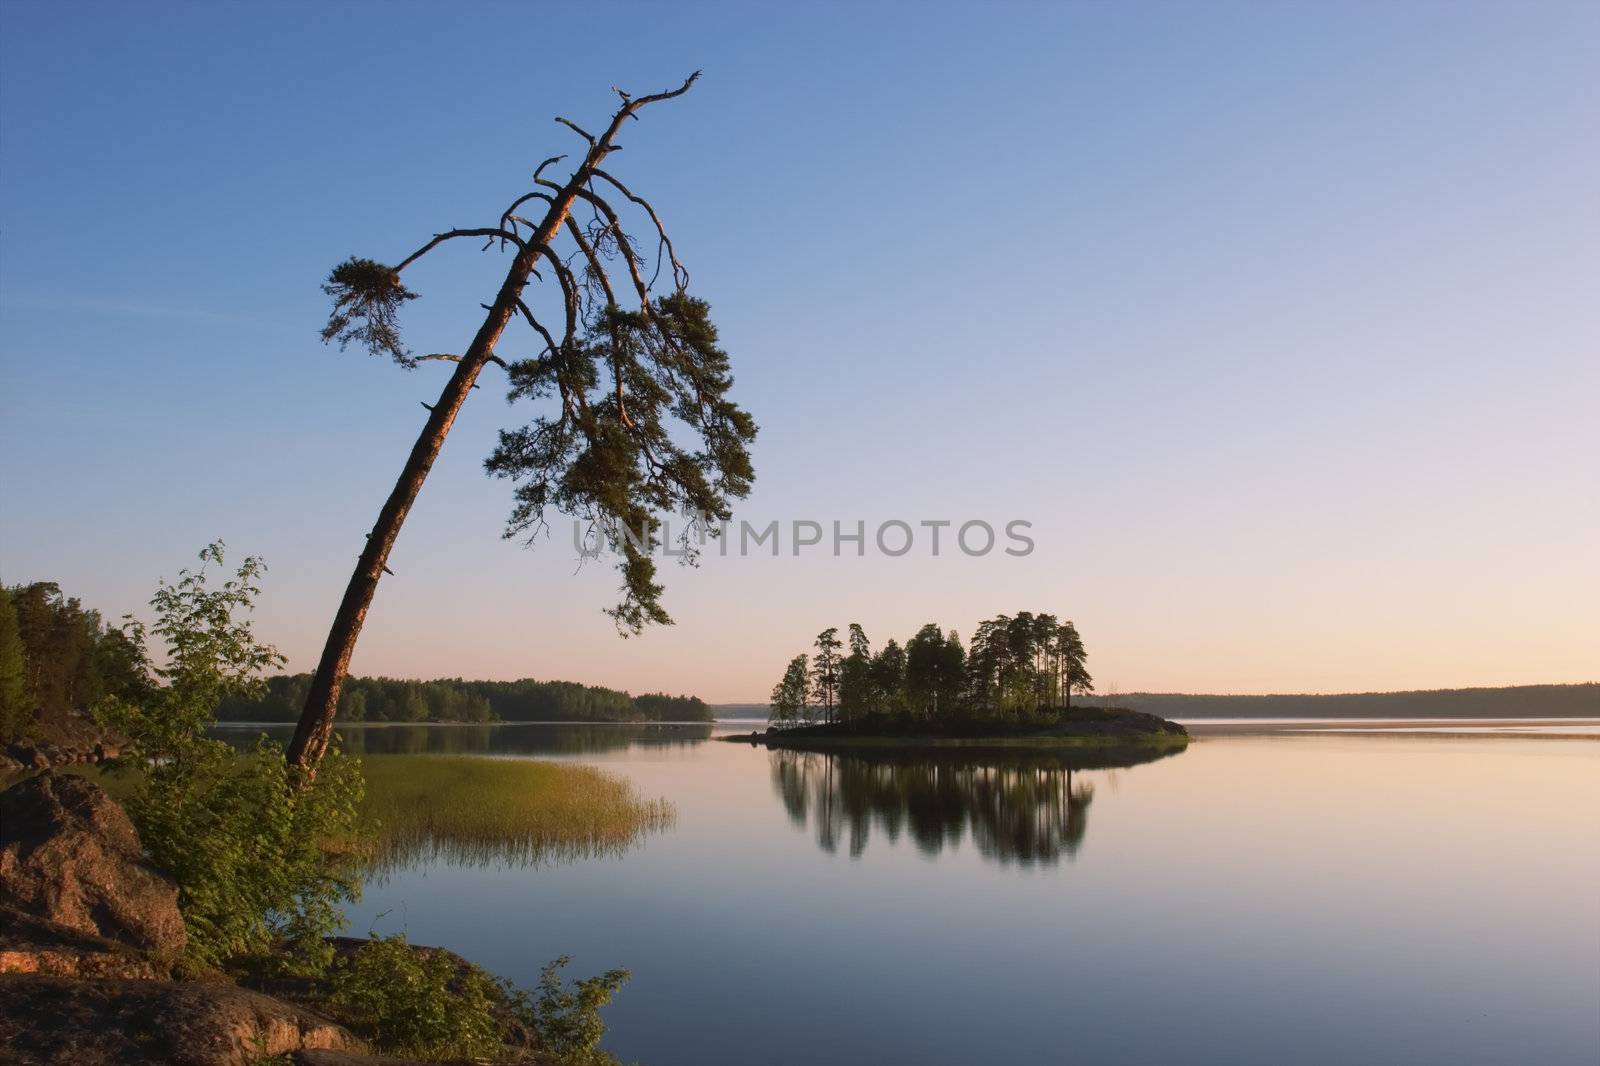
[223,720,1600,1065]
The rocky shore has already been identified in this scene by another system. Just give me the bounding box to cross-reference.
[2,738,120,772]
[0,772,542,1066]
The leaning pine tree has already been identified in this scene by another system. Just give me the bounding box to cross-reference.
[287,74,756,771]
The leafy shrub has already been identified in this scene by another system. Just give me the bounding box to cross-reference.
[330,934,502,1060]
[332,934,630,1065]
[511,955,630,1066]
[96,543,365,970]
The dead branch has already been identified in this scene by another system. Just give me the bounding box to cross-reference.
[554,117,597,145]
[515,300,560,355]
[535,247,581,353]
[593,168,687,290]
[418,352,507,369]
[561,218,636,429]
[501,192,555,234]
[396,228,526,271]
[570,188,651,309]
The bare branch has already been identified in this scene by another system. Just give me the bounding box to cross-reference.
[515,300,559,355]
[418,351,507,369]
[571,187,651,309]
[563,217,621,308]
[577,71,701,176]
[536,247,581,353]
[396,228,526,271]
[554,117,597,145]
[625,71,701,116]
[562,218,635,428]
[593,168,688,290]
[532,155,566,182]
[501,192,554,234]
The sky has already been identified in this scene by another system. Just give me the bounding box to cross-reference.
[1,2,1596,702]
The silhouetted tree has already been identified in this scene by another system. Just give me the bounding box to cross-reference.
[837,623,873,720]
[964,616,1010,714]
[774,611,1088,725]
[1058,620,1092,708]
[810,628,843,725]
[869,639,907,715]
[905,623,964,719]
[289,74,756,771]
[770,655,809,727]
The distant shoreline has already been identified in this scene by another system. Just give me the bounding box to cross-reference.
[713,683,1598,721]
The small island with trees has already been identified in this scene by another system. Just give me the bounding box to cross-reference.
[726,612,1188,751]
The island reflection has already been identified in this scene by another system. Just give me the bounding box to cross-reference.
[769,745,1185,866]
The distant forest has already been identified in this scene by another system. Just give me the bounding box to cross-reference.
[770,612,1092,727]
[0,582,146,743]
[0,574,708,735]
[216,674,711,724]
[1077,683,1598,719]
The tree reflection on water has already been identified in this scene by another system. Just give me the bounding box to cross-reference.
[769,745,1185,866]
[215,721,713,757]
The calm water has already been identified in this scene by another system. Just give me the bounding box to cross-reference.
[224,721,1600,1065]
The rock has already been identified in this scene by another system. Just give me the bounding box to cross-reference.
[6,743,50,770]
[291,1051,525,1066]
[94,743,119,763]
[0,772,186,961]
[292,1052,455,1066]
[0,973,359,1066]
[0,904,167,980]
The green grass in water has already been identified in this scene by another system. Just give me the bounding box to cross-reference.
[31,754,675,872]
[358,755,675,871]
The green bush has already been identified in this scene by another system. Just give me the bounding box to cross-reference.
[512,955,631,1066]
[96,543,365,970]
[332,934,630,1065]
[122,734,364,970]
[330,934,502,1060]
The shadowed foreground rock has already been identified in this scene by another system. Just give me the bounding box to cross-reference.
[0,974,357,1066]
[0,772,185,963]
[0,904,167,980]
[0,773,361,1064]
[290,1046,547,1065]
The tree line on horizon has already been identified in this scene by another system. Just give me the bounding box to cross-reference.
[217,673,710,724]
[1080,683,1600,719]
[0,577,709,739]
[769,612,1093,727]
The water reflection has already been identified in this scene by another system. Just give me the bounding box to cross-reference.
[770,745,1185,866]
[213,721,714,756]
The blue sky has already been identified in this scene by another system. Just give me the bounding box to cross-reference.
[2,2,1596,700]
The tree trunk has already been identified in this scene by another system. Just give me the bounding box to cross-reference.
[287,183,591,771]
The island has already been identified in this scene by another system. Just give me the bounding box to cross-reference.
[727,613,1188,752]
[723,704,1188,751]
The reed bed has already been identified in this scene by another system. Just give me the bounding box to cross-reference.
[358,755,675,871]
